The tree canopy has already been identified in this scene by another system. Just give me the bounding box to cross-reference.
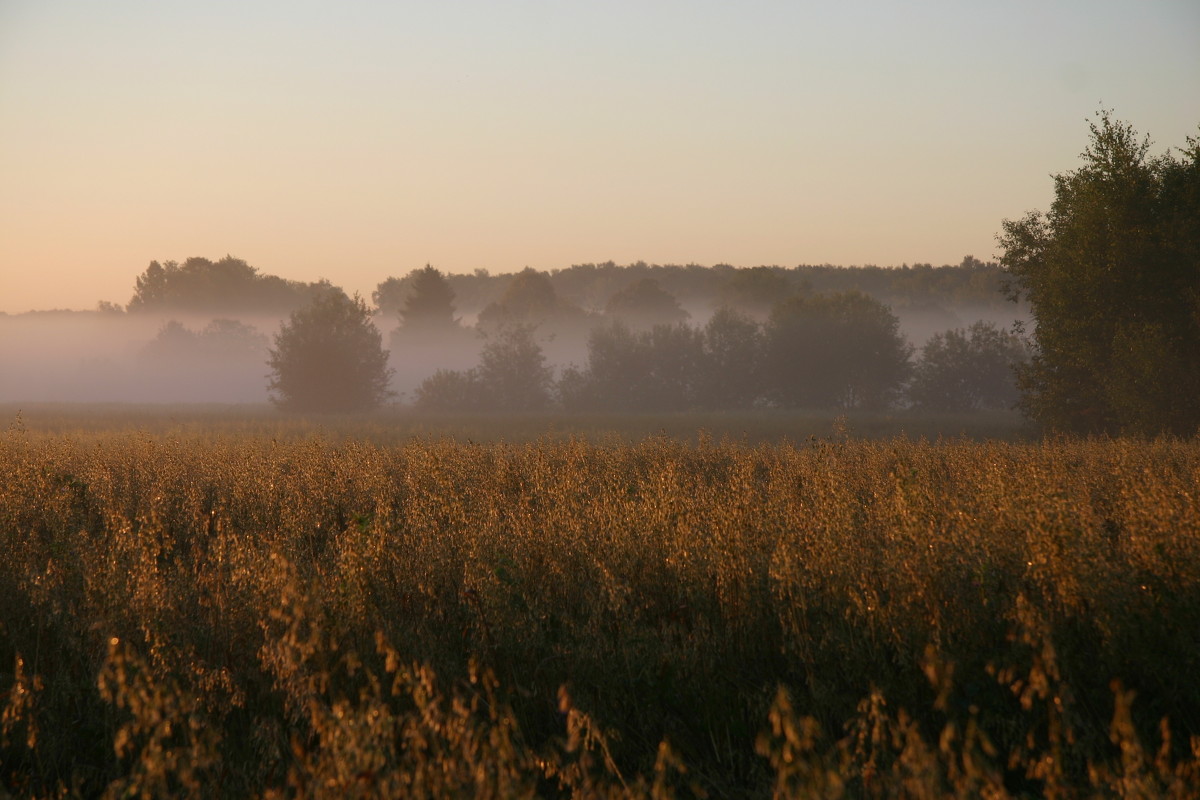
[413,326,552,412]
[267,291,392,412]
[603,278,689,329]
[1000,111,1200,434]
[908,321,1029,412]
[395,265,459,334]
[128,256,333,315]
[765,291,912,410]
[476,268,589,334]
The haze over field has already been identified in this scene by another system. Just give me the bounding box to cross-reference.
[2,1,1198,314]
[0,259,1027,405]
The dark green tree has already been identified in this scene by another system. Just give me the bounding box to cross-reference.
[908,321,1030,412]
[267,291,392,412]
[764,291,912,409]
[475,326,553,411]
[558,322,705,412]
[559,323,645,411]
[697,308,764,409]
[999,111,1200,434]
[639,323,705,411]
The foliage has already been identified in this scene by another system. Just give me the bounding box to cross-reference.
[142,318,267,362]
[697,307,765,409]
[476,268,590,335]
[412,368,484,412]
[267,290,392,412]
[603,278,689,329]
[475,326,554,412]
[566,300,907,413]
[414,326,552,412]
[127,255,333,315]
[765,290,912,409]
[377,264,460,335]
[428,259,1016,322]
[909,321,1030,412]
[1000,111,1200,434]
[371,274,409,317]
[2,431,1199,796]
[561,322,706,412]
[715,267,802,319]
[110,255,1017,326]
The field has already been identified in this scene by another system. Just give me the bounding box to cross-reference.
[2,407,1199,797]
[0,403,1033,445]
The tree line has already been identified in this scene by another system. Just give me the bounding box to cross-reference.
[119,254,1008,322]
[110,111,1200,434]
[263,267,1027,415]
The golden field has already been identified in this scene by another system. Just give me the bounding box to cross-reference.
[1,415,1198,797]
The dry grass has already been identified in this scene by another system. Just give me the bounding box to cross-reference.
[1,419,1198,797]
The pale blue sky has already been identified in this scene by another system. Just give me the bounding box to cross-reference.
[2,0,1198,312]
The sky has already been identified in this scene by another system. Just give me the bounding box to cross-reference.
[1,0,1198,314]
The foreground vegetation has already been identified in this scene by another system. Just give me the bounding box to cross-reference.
[2,422,1199,796]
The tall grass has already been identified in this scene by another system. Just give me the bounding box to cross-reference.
[1,424,1198,796]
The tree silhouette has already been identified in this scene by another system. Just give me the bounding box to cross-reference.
[413,326,552,412]
[476,268,588,335]
[715,267,800,319]
[267,291,392,412]
[475,326,553,411]
[908,321,1029,412]
[398,265,459,333]
[764,291,911,409]
[559,322,705,412]
[1000,111,1200,434]
[128,255,332,315]
[697,308,763,409]
[603,278,689,329]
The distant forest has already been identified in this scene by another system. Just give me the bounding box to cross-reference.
[90,254,1011,321]
[0,255,1026,412]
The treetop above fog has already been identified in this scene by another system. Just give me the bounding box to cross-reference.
[1000,110,1200,435]
[127,255,338,315]
[102,253,1015,321]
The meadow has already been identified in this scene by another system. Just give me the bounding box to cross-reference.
[1,407,1198,797]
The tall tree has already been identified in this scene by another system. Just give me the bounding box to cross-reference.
[475,326,553,411]
[697,308,763,409]
[267,290,392,412]
[396,265,459,334]
[908,321,1029,412]
[1000,111,1200,434]
[764,291,911,410]
[413,326,552,411]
